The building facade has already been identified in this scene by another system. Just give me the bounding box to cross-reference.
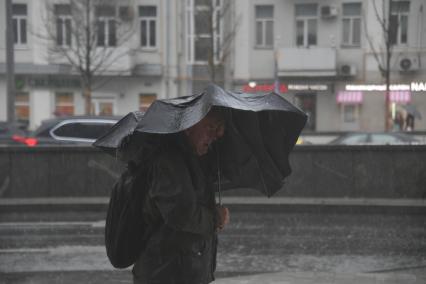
[0,0,425,132]
[232,0,426,132]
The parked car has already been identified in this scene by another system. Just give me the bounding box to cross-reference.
[328,132,420,145]
[0,121,33,146]
[30,116,120,145]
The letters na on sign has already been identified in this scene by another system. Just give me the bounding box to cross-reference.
[411,82,426,92]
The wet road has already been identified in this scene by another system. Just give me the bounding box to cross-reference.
[0,206,425,283]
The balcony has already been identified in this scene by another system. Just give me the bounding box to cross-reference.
[277,47,337,77]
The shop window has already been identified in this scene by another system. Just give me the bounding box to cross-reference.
[15,92,30,125]
[55,92,74,116]
[91,99,115,115]
[139,94,156,111]
[343,105,356,123]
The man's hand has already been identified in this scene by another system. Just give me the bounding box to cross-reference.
[215,205,230,232]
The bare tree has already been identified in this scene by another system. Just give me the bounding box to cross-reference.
[37,0,135,114]
[364,0,404,131]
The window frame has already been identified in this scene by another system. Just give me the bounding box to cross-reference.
[390,1,410,45]
[294,4,318,47]
[96,6,117,47]
[341,3,362,47]
[139,5,158,50]
[186,0,223,64]
[254,5,274,49]
[12,3,28,46]
[55,4,72,47]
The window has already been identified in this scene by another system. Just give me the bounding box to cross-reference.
[15,92,30,124]
[55,92,74,116]
[12,4,27,45]
[53,122,115,140]
[96,6,116,47]
[186,0,223,63]
[343,105,356,122]
[389,1,410,45]
[295,4,318,47]
[255,5,274,48]
[91,99,115,115]
[55,4,72,46]
[342,3,361,46]
[139,94,156,111]
[139,6,157,48]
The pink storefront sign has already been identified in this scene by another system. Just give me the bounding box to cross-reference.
[389,91,411,103]
[337,91,363,104]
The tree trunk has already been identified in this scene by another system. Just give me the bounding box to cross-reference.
[385,0,392,132]
[84,87,92,115]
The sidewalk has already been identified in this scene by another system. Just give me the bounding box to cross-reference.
[2,269,425,284]
[214,270,425,284]
[1,196,425,214]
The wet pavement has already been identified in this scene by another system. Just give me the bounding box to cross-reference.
[0,205,425,283]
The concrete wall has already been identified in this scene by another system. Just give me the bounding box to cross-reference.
[0,145,425,199]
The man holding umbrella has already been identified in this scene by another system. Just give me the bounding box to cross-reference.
[94,85,307,283]
[132,108,230,284]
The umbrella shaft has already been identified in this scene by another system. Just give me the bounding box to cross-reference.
[216,148,222,205]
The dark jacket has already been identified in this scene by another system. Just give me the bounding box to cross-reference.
[132,134,218,284]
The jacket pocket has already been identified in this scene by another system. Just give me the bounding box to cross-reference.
[179,240,211,283]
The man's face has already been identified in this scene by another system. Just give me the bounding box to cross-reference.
[185,111,225,156]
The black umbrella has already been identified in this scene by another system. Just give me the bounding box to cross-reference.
[94,84,307,197]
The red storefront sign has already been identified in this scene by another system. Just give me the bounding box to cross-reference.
[243,83,288,93]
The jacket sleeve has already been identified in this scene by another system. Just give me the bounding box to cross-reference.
[149,152,215,238]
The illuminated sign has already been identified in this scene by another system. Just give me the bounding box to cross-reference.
[345,84,410,91]
[243,83,288,93]
[243,83,329,93]
[288,84,328,91]
[345,83,426,92]
[411,82,426,91]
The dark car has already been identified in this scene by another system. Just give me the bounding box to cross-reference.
[0,121,33,146]
[31,116,120,145]
[329,132,420,145]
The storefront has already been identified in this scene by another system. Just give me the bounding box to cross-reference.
[2,75,162,130]
[341,82,424,131]
[238,81,332,132]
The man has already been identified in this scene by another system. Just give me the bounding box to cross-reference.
[133,108,230,284]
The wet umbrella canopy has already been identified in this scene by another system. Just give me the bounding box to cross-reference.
[94,85,307,197]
